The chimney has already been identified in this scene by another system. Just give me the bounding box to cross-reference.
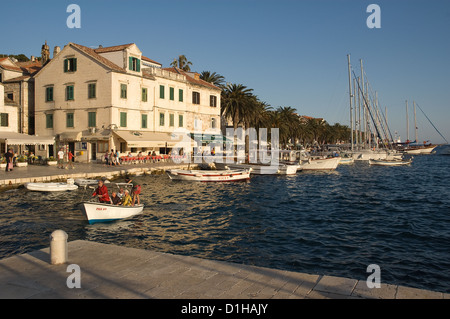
[53,46,61,58]
[31,56,36,62]
[194,73,200,80]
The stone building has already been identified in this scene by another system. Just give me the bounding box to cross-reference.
[34,42,222,162]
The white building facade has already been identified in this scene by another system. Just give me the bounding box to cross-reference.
[34,43,221,162]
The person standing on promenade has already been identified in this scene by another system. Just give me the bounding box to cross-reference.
[66,150,75,169]
[92,180,111,203]
[57,148,65,169]
[4,149,14,172]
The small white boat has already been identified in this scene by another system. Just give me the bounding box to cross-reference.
[369,159,412,166]
[25,179,79,192]
[215,163,300,175]
[82,201,144,224]
[167,169,251,181]
[301,157,341,170]
[339,157,354,164]
[74,179,110,186]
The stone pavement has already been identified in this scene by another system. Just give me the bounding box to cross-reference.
[0,240,448,299]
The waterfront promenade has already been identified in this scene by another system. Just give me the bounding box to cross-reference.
[0,160,191,187]
[0,240,448,299]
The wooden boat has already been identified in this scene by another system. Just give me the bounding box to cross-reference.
[81,201,144,224]
[25,179,78,192]
[215,163,300,175]
[167,169,251,181]
[369,159,412,166]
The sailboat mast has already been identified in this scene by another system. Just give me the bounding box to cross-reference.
[406,100,409,142]
[414,101,418,143]
[347,55,354,151]
[360,59,366,149]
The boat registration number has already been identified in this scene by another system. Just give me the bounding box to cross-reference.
[96,208,107,211]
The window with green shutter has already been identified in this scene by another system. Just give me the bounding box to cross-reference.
[46,87,54,102]
[129,57,141,72]
[120,112,127,127]
[66,85,74,101]
[159,85,165,99]
[88,112,96,127]
[120,84,127,99]
[141,114,148,128]
[169,87,174,101]
[0,113,8,127]
[88,83,96,99]
[142,88,148,102]
[159,113,165,126]
[178,114,184,127]
[66,113,74,128]
[46,114,53,129]
[64,58,77,72]
[179,89,183,102]
[169,114,174,127]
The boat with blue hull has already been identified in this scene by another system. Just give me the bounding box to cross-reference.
[81,201,144,224]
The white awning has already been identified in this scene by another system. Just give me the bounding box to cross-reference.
[0,132,55,145]
[59,131,82,141]
[113,130,193,148]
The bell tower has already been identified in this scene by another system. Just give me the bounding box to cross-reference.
[41,41,50,65]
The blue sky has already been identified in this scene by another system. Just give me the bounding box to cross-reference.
[1,0,449,143]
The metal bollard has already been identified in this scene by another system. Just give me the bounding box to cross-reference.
[50,230,68,265]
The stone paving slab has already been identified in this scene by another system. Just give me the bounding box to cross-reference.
[0,240,448,299]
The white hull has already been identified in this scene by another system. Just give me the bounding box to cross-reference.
[74,179,110,186]
[404,145,436,155]
[167,169,251,182]
[25,182,78,192]
[369,159,412,166]
[82,201,144,224]
[339,157,354,164]
[216,163,300,175]
[301,157,340,170]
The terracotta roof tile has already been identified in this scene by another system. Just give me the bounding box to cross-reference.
[162,67,220,90]
[71,43,126,73]
[93,43,134,53]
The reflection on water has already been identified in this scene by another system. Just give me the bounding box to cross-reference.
[0,154,450,293]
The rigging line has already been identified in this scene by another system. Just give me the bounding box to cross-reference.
[352,70,388,148]
[415,103,449,144]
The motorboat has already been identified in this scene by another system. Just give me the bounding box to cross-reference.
[81,201,144,224]
[25,179,79,192]
[215,162,300,175]
[74,178,110,187]
[369,159,412,166]
[167,168,251,182]
[279,150,339,170]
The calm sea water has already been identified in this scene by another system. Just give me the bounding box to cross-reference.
[1,150,449,293]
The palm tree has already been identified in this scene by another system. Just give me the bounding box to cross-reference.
[170,55,193,71]
[221,83,254,131]
[200,71,225,88]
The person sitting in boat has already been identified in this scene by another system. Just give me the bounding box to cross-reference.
[121,189,133,206]
[92,180,111,203]
[117,187,125,199]
[110,191,121,205]
[125,176,141,206]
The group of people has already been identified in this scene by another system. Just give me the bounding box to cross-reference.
[105,149,121,166]
[91,177,141,207]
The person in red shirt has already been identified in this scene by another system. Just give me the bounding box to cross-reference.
[92,180,111,203]
[65,150,75,169]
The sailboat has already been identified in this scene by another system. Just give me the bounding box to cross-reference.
[401,101,438,155]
